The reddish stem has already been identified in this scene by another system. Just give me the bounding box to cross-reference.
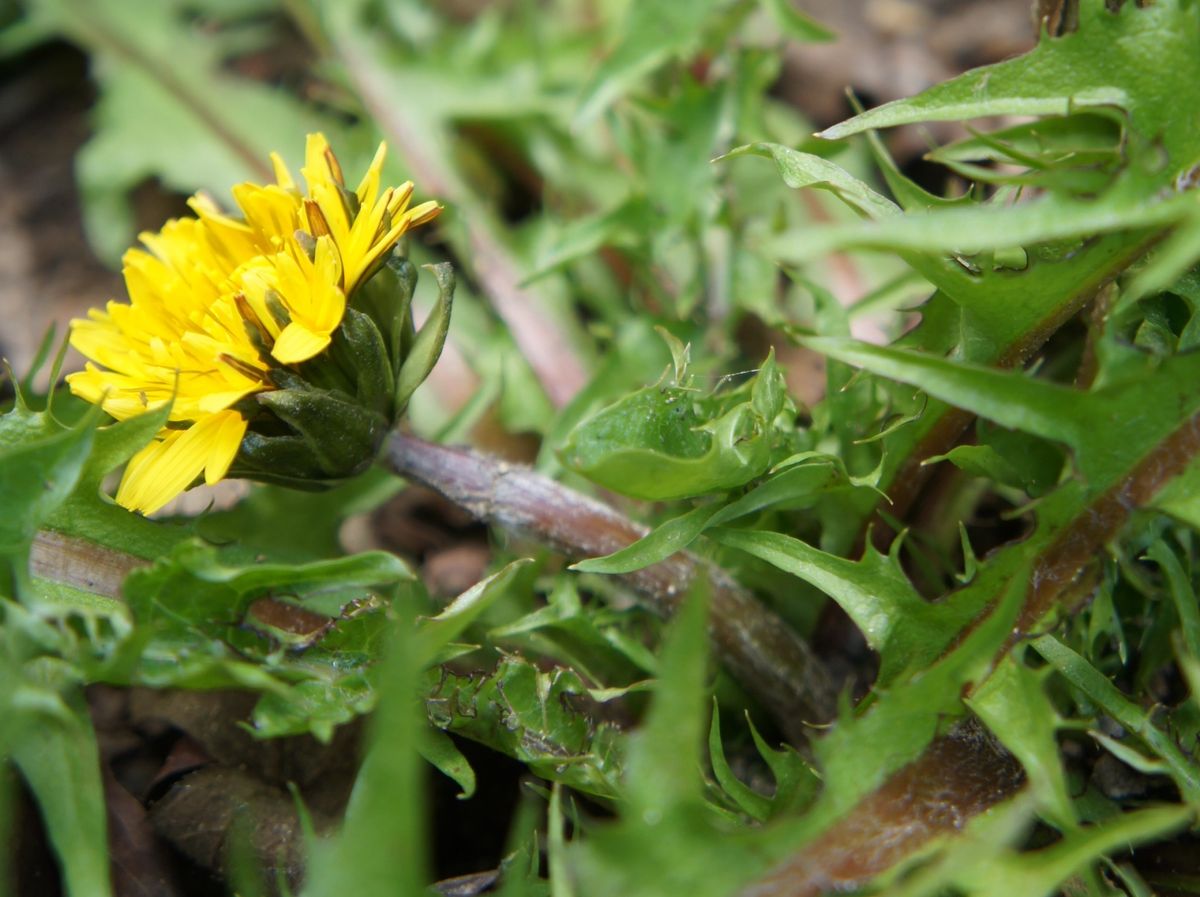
[385,432,838,742]
[744,410,1200,896]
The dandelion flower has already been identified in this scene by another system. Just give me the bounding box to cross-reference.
[68,133,442,515]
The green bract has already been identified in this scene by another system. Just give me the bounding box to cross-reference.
[232,260,455,488]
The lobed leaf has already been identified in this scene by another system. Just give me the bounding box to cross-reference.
[562,350,795,500]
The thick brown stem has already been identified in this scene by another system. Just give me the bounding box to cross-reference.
[743,720,1025,897]
[29,530,148,597]
[385,432,838,742]
[29,436,839,741]
[870,233,1163,551]
[743,410,1200,896]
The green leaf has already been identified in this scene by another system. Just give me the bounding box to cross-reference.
[1127,211,1200,303]
[929,114,1122,171]
[527,197,657,284]
[1145,540,1200,661]
[426,656,625,800]
[417,559,531,664]
[1152,455,1200,532]
[106,540,415,740]
[927,113,1124,196]
[395,263,455,412]
[355,256,418,376]
[777,1,1200,337]
[1033,634,1200,806]
[336,307,394,418]
[175,543,412,599]
[0,403,101,594]
[925,431,1066,496]
[624,575,705,810]
[540,319,673,470]
[573,0,726,126]
[925,445,1029,490]
[762,187,1192,262]
[562,351,794,501]
[252,385,389,479]
[418,729,477,799]
[303,613,427,897]
[488,574,659,687]
[876,796,1187,897]
[42,400,186,561]
[785,568,1027,847]
[494,789,551,897]
[548,784,574,897]
[762,0,834,42]
[197,469,402,564]
[568,582,774,897]
[722,143,899,220]
[820,1,1200,165]
[957,805,1189,897]
[967,653,1076,830]
[572,503,724,575]
[743,23,1197,549]
[708,700,771,822]
[29,0,341,263]
[9,660,112,897]
[745,712,819,817]
[710,527,978,683]
[802,336,1200,493]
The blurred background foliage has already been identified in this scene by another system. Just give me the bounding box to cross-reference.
[0,0,965,443]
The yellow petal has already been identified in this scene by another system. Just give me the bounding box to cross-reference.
[308,180,352,247]
[385,181,415,218]
[404,200,443,228]
[355,142,388,211]
[204,411,248,485]
[116,410,246,514]
[310,237,345,329]
[342,196,392,291]
[231,183,303,252]
[270,151,296,191]
[272,322,331,363]
[64,367,109,407]
[195,386,261,415]
[236,263,286,340]
[303,132,339,188]
[353,201,443,285]
[116,435,176,512]
[305,132,329,165]
[264,237,345,343]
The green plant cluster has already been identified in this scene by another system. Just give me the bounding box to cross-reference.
[6,1,1200,896]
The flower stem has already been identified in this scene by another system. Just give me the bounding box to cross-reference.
[385,432,838,744]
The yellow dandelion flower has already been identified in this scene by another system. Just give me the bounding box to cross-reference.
[67,133,442,515]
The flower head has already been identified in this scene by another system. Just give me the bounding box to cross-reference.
[68,133,444,515]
